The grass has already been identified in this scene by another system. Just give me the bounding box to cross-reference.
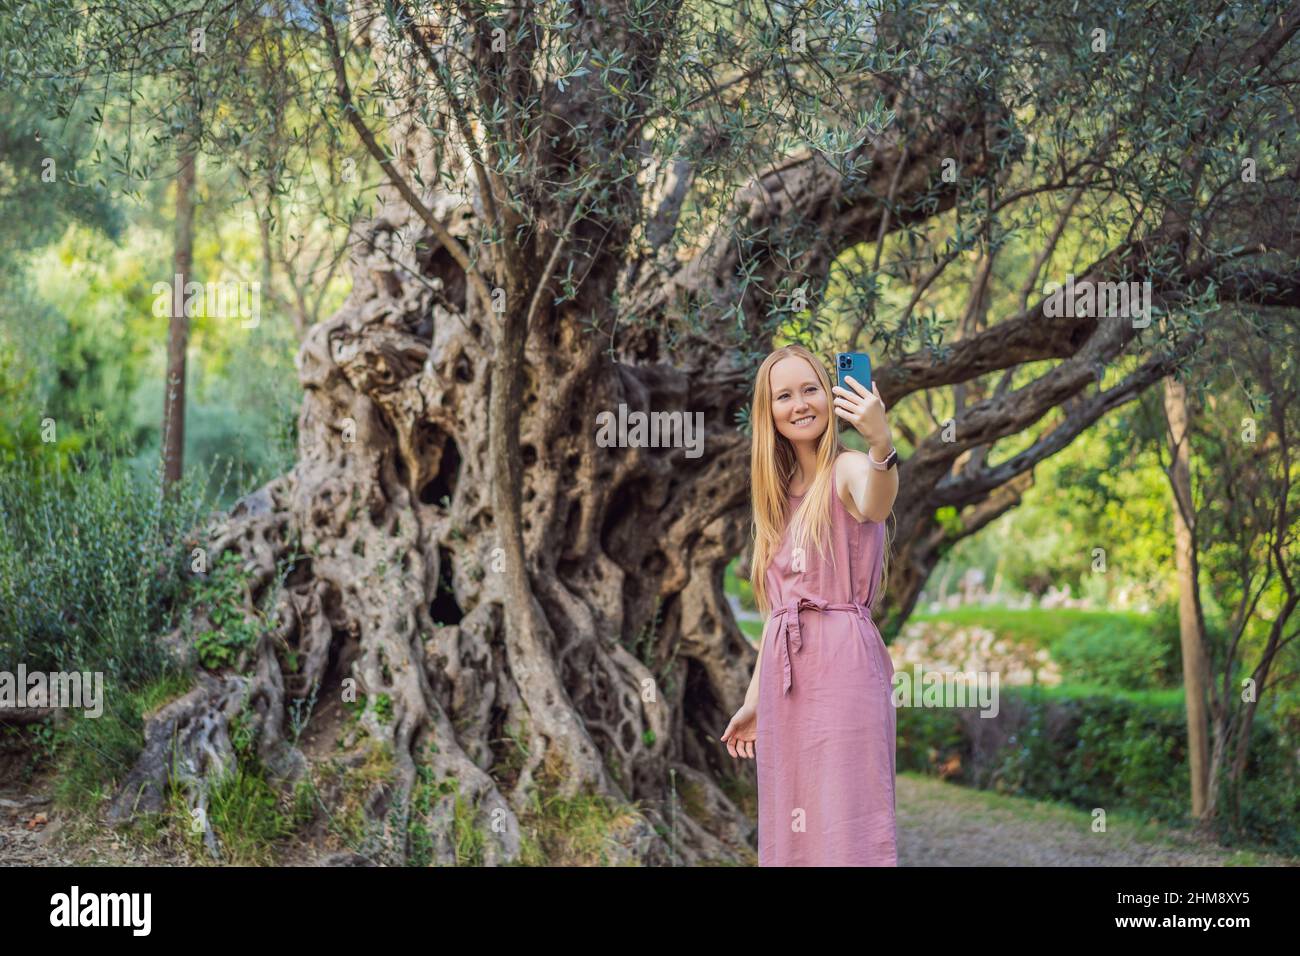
[982,679,1187,708]
[720,568,1157,651]
[47,670,196,814]
[178,760,306,866]
[907,605,1153,651]
[21,669,317,867]
[514,750,648,866]
[318,741,398,851]
[452,790,487,865]
[900,604,1187,695]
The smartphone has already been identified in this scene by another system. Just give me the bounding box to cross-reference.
[835,351,872,394]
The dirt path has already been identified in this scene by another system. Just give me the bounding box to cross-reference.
[0,776,191,867]
[0,788,75,866]
[896,772,1297,866]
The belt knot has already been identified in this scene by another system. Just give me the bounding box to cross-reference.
[769,599,873,696]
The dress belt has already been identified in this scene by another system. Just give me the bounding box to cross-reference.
[769,598,875,696]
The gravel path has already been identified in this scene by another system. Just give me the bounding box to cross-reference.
[0,789,75,866]
[896,772,1296,866]
[0,776,190,867]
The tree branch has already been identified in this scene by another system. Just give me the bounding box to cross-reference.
[929,327,1207,509]
[314,0,491,311]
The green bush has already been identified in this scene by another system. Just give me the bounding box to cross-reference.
[1051,609,1182,691]
[193,724,307,865]
[0,446,213,687]
[0,349,85,468]
[187,551,272,670]
[1207,706,1300,851]
[895,699,967,774]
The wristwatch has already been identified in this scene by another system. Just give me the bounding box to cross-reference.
[868,446,899,471]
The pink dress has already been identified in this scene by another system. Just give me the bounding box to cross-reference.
[756,452,897,866]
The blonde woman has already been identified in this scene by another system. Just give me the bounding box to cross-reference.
[720,344,900,866]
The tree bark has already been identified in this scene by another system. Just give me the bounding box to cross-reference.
[162,129,196,495]
[1162,373,1211,823]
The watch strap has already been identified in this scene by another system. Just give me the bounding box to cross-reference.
[868,446,897,470]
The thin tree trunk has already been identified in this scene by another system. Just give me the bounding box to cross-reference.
[162,131,196,495]
[1162,374,1211,822]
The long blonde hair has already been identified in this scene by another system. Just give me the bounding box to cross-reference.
[748,345,894,616]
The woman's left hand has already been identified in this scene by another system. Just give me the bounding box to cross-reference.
[832,376,891,450]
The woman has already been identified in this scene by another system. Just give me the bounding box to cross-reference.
[720,344,900,866]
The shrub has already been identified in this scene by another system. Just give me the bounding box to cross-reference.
[187,551,272,671]
[0,446,215,688]
[1051,609,1181,691]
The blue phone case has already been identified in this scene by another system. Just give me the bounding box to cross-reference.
[835,352,872,393]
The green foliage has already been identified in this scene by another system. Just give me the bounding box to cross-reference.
[406,756,438,867]
[318,742,398,851]
[451,788,487,866]
[933,506,963,540]
[918,387,1179,612]
[187,551,271,671]
[1049,607,1182,691]
[724,558,756,613]
[0,94,122,269]
[971,688,1189,821]
[894,700,967,774]
[910,606,1139,651]
[0,446,211,688]
[342,693,367,726]
[514,763,647,867]
[182,727,306,864]
[48,671,195,813]
[1224,717,1300,851]
[0,346,84,467]
[192,760,298,865]
[0,0,354,499]
[21,228,161,444]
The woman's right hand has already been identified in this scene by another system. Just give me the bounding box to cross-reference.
[720,701,758,759]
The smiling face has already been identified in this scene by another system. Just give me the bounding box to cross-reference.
[768,354,830,445]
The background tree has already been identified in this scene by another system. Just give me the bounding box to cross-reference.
[220,14,366,340]
[162,78,199,495]
[0,82,122,456]
[1162,368,1212,823]
[1156,311,1300,835]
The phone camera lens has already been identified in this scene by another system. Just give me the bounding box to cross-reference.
[839,356,851,369]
